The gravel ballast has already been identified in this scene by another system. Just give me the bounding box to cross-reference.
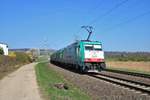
[49,63,150,100]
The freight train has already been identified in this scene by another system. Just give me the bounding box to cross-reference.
[50,40,106,73]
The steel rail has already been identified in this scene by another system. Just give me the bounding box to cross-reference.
[89,73,150,95]
[105,69,150,79]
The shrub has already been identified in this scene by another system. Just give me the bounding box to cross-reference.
[15,52,32,63]
[0,48,4,55]
[0,52,33,79]
[0,55,17,73]
[8,51,16,58]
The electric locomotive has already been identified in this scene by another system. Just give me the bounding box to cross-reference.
[50,40,106,72]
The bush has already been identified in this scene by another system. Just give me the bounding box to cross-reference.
[0,48,4,55]
[8,51,16,58]
[0,52,33,79]
[0,52,32,69]
[0,55,17,74]
[15,52,32,63]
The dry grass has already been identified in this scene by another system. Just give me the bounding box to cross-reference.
[0,53,32,79]
[106,61,150,73]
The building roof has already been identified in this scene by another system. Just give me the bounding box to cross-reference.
[0,42,8,46]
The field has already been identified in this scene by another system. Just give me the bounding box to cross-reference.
[105,52,150,74]
[106,61,150,74]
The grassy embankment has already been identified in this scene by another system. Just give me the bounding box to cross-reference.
[35,62,90,100]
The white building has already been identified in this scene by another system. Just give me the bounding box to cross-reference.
[0,43,8,55]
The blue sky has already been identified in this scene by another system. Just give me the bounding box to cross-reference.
[0,0,150,51]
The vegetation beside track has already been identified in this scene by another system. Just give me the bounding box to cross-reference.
[0,52,33,79]
[36,55,50,62]
[106,61,150,74]
[35,62,90,100]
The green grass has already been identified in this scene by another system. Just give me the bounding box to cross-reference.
[37,55,49,62]
[35,62,90,100]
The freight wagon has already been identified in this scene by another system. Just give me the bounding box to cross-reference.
[50,40,106,72]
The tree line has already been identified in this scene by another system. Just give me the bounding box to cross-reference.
[105,52,150,61]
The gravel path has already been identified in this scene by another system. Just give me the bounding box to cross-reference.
[49,63,150,100]
[0,63,42,100]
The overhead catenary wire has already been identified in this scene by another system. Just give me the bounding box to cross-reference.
[88,0,129,25]
[75,0,147,40]
[74,0,104,37]
[86,0,104,14]
[103,10,150,33]
[75,0,129,40]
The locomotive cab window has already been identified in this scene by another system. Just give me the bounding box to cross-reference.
[85,44,102,51]
[85,46,93,50]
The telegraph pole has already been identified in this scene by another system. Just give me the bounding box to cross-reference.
[42,37,49,55]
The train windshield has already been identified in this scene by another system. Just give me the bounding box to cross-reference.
[85,44,102,51]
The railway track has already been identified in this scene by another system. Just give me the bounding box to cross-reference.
[105,69,150,79]
[89,73,150,95]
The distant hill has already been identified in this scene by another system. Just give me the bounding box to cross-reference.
[9,48,55,56]
[39,49,55,55]
[9,48,31,52]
